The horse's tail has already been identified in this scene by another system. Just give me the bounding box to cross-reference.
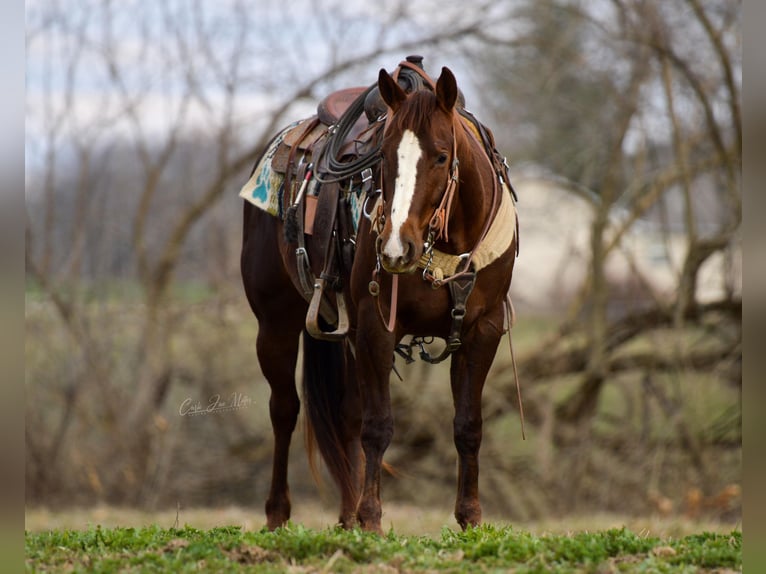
[301,332,357,502]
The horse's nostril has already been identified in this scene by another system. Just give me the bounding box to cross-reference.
[405,240,417,261]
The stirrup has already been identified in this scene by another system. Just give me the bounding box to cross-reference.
[305,278,349,341]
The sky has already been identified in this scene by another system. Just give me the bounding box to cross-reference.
[24,0,498,183]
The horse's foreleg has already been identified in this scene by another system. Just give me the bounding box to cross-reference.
[450,312,504,530]
[257,325,301,530]
[354,303,395,533]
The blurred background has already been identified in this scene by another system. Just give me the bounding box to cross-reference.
[25,0,741,528]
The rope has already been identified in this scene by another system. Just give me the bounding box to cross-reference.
[505,292,526,440]
[313,84,383,183]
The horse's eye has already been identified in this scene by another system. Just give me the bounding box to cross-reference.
[436,153,449,166]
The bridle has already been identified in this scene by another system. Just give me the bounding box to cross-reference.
[368,105,503,336]
[371,104,504,265]
[367,115,460,333]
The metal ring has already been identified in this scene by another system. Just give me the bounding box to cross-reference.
[363,190,381,220]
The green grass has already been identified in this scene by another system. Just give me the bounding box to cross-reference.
[25,523,741,573]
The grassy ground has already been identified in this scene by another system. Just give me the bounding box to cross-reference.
[25,503,739,539]
[25,521,741,573]
[26,505,741,572]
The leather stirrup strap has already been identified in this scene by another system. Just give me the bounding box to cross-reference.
[305,183,350,340]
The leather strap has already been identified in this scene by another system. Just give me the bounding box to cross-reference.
[427,123,459,244]
[418,272,476,364]
[284,117,321,200]
[304,182,351,340]
[385,274,398,333]
[393,271,476,365]
[295,246,315,299]
[370,269,398,333]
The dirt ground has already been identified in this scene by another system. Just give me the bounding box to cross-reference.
[25,502,740,539]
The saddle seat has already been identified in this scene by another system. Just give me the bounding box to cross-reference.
[317,86,368,125]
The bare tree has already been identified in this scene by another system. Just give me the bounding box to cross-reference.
[468,0,740,516]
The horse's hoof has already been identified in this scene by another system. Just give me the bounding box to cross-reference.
[338,514,358,530]
[458,518,481,531]
[360,521,383,535]
[455,501,482,530]
[265,497,291,530]
[266,520,283,531]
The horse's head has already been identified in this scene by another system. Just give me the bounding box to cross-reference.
[375,66,460,274]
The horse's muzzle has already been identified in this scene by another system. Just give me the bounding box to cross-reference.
[376,235,420,274]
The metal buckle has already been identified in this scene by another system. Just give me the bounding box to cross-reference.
[451,157,460,180]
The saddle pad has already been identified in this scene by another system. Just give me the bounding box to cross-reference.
[239,122,298,217]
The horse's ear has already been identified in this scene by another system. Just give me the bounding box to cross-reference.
[378,68,406,113]
[436,67,458,112]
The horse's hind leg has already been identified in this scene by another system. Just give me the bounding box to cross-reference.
[449,312,504,530]
[242,205,305,530]
[257,320,302,530]
[339,342,363,528]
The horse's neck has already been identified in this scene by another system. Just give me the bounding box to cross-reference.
[444,133,495,254]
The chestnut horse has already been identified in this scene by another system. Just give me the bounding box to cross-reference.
[241,63,518,533]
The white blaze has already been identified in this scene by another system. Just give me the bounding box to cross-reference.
[383,129,422,259]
